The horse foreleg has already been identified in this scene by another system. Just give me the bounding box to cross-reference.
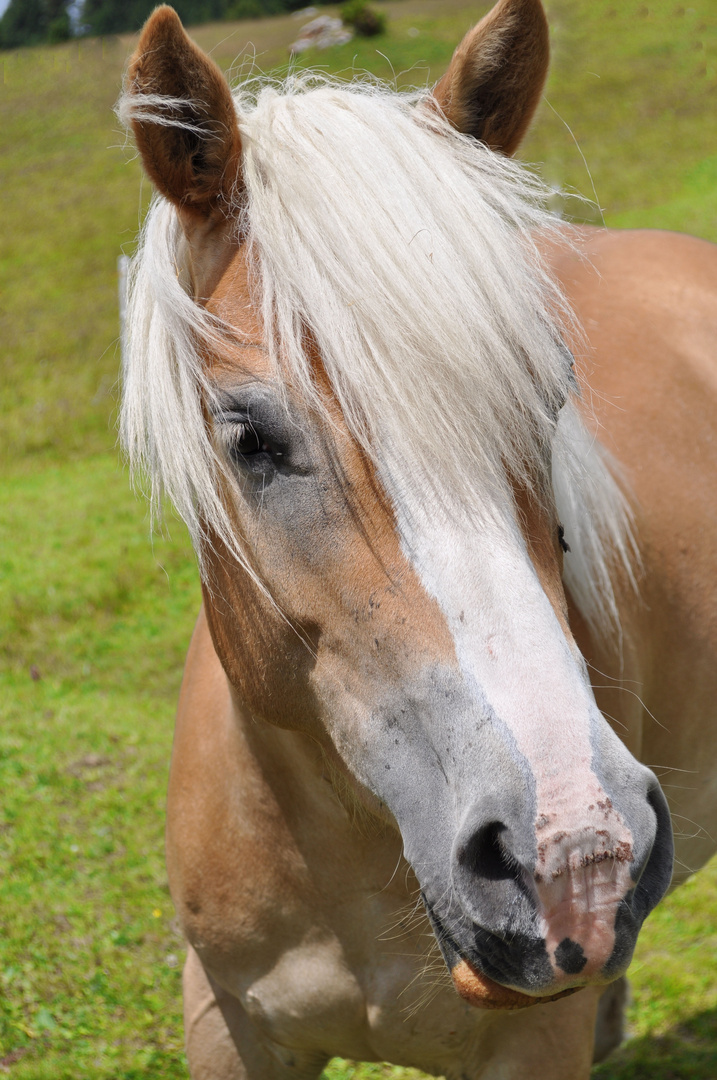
[183,946,327,1080]
[592,976,628,1064]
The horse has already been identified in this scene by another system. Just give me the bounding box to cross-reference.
[118,1,717,1076]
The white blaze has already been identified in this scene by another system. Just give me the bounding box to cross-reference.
[387,474,634,980]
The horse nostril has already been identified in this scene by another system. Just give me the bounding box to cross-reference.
[457,821,520,884]
[633,779,674,913]
[451,816,538,947]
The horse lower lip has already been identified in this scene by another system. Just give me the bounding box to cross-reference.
[425,898,584,1009]
[451,958,581,1011]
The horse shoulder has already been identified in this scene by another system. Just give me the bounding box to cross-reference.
[167,607,316,959]
[167,608,420,1059]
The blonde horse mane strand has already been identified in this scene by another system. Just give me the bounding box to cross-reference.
[119,72,637,636]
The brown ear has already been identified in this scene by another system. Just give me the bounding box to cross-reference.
[433,0,549,155]
[124,5,242,216]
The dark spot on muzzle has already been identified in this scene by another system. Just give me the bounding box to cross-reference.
[554,937,587,975]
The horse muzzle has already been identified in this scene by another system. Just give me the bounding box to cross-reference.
[421,772,673,1006]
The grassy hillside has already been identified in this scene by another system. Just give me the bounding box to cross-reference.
[1,1,716,1077]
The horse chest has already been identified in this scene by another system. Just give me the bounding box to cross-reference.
[232,932,494,1073]
[170,718,493,1069]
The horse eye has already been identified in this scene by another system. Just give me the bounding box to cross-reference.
[231,421,264,457]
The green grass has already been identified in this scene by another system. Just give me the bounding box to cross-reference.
[0,457,196,1076]
[1,0,716,1076]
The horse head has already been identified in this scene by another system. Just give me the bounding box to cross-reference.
[121,0,673,1011]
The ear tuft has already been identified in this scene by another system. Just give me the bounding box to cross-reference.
[122,5,242,215]
[433,0,549,156]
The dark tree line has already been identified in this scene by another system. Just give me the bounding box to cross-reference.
[0,0,331,49]
[0,0,71,47]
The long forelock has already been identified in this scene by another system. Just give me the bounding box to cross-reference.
[237,78,572,498]
[120,73,637,636]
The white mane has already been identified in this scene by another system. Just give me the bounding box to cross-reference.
[120,74,636,635]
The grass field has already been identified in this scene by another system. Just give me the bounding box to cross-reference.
[1,0,716,1076]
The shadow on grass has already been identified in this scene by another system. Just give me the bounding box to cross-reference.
[593,1007,717,1079]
